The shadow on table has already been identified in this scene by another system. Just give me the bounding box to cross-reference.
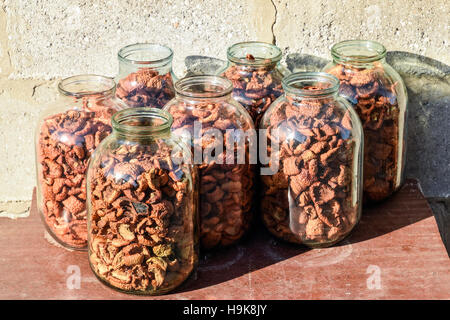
[175,180,433,293]
[174,218,310,293]
[337,179,433,247]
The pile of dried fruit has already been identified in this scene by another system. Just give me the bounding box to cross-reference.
[326,62,400,203]
[222,54,283,127]
[88,141,196,293]
[37,107,114,248]
[166,101,255,249]
[261,88,360,246]
[116,68,175,108]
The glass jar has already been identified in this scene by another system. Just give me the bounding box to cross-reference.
[260,72,363,247]
[323,40,407,204]
[35,75,125,250]
[115,43,177,109]
[87,108,197,295]
[221,41,287,127]
[164,75,256,250]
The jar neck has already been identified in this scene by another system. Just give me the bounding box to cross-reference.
[58,74,116,102]
[174,75,233,103]
[282,72,340,100]
[112,107,173,139]
[227,41,282,69]
[331,40,387,67]
[118,43,173,74]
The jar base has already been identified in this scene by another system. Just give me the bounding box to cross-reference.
[363,183,403,207]
[89,262,195,296]
[265,223,358,249]
[39,210,87,251]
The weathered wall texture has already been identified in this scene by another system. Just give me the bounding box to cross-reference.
[273,0,449,66]
[0,0,448,211]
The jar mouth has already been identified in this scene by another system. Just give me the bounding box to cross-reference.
[175,75,233,99]
[118,43,174,66]
[58,74,116,98]
[112,107,173,136]
[227,41,282,66]
[282,72,340,97]
[331,40,387,64]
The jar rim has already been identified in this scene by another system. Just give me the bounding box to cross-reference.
[227,41,282,66]
[118,43,174,66]
[331,40,387,64]
[282,72,340,97]
[58,74,116,98]
[175,75,233,99]
[112,107,173,136]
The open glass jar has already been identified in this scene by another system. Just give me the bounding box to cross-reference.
[221,41,287,127]
[87,108,198,295]
[115,43,177,109]
[323,40,407,204]
[260,72,363,248]
[35,75,125,250]
[164,75,256,250]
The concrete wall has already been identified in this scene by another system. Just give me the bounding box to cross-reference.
[0,0,449,211]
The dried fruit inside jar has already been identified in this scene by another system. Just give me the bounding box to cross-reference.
[164,75,256,250]
[221,41,286,127]
[115,43,176,109]
[323,40,407,204]
[35,75,124,249]
[260,72,363,247]
[87,108,197,295]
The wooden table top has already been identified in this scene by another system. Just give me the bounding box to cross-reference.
[0,179,448,299]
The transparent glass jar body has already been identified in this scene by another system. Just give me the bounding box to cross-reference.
[323,40,407,204]
[115,43,177,109]
[87,108,198,295]
[260,72,363,248]
[35,75,125,250]
[164,76,256,250]
[221,41,287,127]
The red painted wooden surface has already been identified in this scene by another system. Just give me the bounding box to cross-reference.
[0,179,448,299]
